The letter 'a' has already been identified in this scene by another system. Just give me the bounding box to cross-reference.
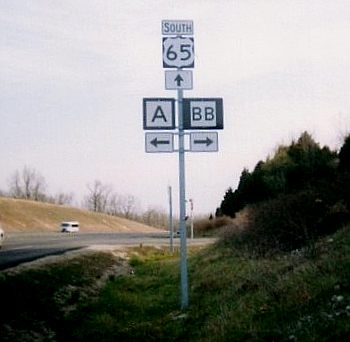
[152,106,167,122]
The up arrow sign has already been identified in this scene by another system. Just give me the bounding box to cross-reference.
[165,70,193,90]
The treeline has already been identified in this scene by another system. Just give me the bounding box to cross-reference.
[0,167,168,229]
[217,132,350,253]
[3,166,74,205]
[83,179,169,229]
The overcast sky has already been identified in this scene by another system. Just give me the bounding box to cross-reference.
[1,0,350,216]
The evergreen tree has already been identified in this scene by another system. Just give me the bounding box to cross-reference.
[219,132,337,217]
[339,135,350,172]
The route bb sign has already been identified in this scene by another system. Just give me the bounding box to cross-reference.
[183,98,223,130]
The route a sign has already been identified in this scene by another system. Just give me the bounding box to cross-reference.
[143,98,176,130]
[183,98,223,130]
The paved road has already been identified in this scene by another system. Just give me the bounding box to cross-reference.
[0,232,215,270]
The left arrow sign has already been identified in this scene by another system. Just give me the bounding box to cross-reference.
[151,137,170,147]
[146,133,174,153]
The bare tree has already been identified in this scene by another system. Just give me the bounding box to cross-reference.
[84,180,112,212]
[84,180,141,219]
[9,166,47,201]
[105,192,140,218]
[142,207,168,228]
[118,194,140,219]
[106,192,120,216]
[9,170,22,198]
[54,192,74,205]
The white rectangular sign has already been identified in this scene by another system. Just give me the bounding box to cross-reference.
[190,132,218,152]
[183,98,224,130]
[145,132,174,153]
[162,20,194,35]
[143,98,176,130]
[165,70,193,90]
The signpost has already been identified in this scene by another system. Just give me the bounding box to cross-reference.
[142,20,224,310]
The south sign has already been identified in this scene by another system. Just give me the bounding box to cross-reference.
[161,20,194,35]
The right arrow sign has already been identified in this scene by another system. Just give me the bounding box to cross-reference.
[190,132,218,152]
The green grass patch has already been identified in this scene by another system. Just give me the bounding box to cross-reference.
[0,251,119,341]
[187,228,350,341]
[2,229,350,341]
[67,247,187,341]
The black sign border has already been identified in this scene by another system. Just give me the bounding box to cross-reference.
[162,37,195,69]
[143,98,176,130]
[183,98,224,130]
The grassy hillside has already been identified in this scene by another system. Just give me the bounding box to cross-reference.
[2,226,350,340]
[0,197,158,233]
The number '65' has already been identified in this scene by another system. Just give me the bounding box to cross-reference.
[166,44,192,61]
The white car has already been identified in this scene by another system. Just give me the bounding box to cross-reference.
[0,226,5,248]
[60,221,80,233]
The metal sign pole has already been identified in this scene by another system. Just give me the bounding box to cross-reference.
[178,87,189,310]
[190,199,194,240]
[168,185,174,254]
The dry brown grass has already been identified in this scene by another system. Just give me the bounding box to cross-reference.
[193,216,235,236]
[0,197,159,233]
